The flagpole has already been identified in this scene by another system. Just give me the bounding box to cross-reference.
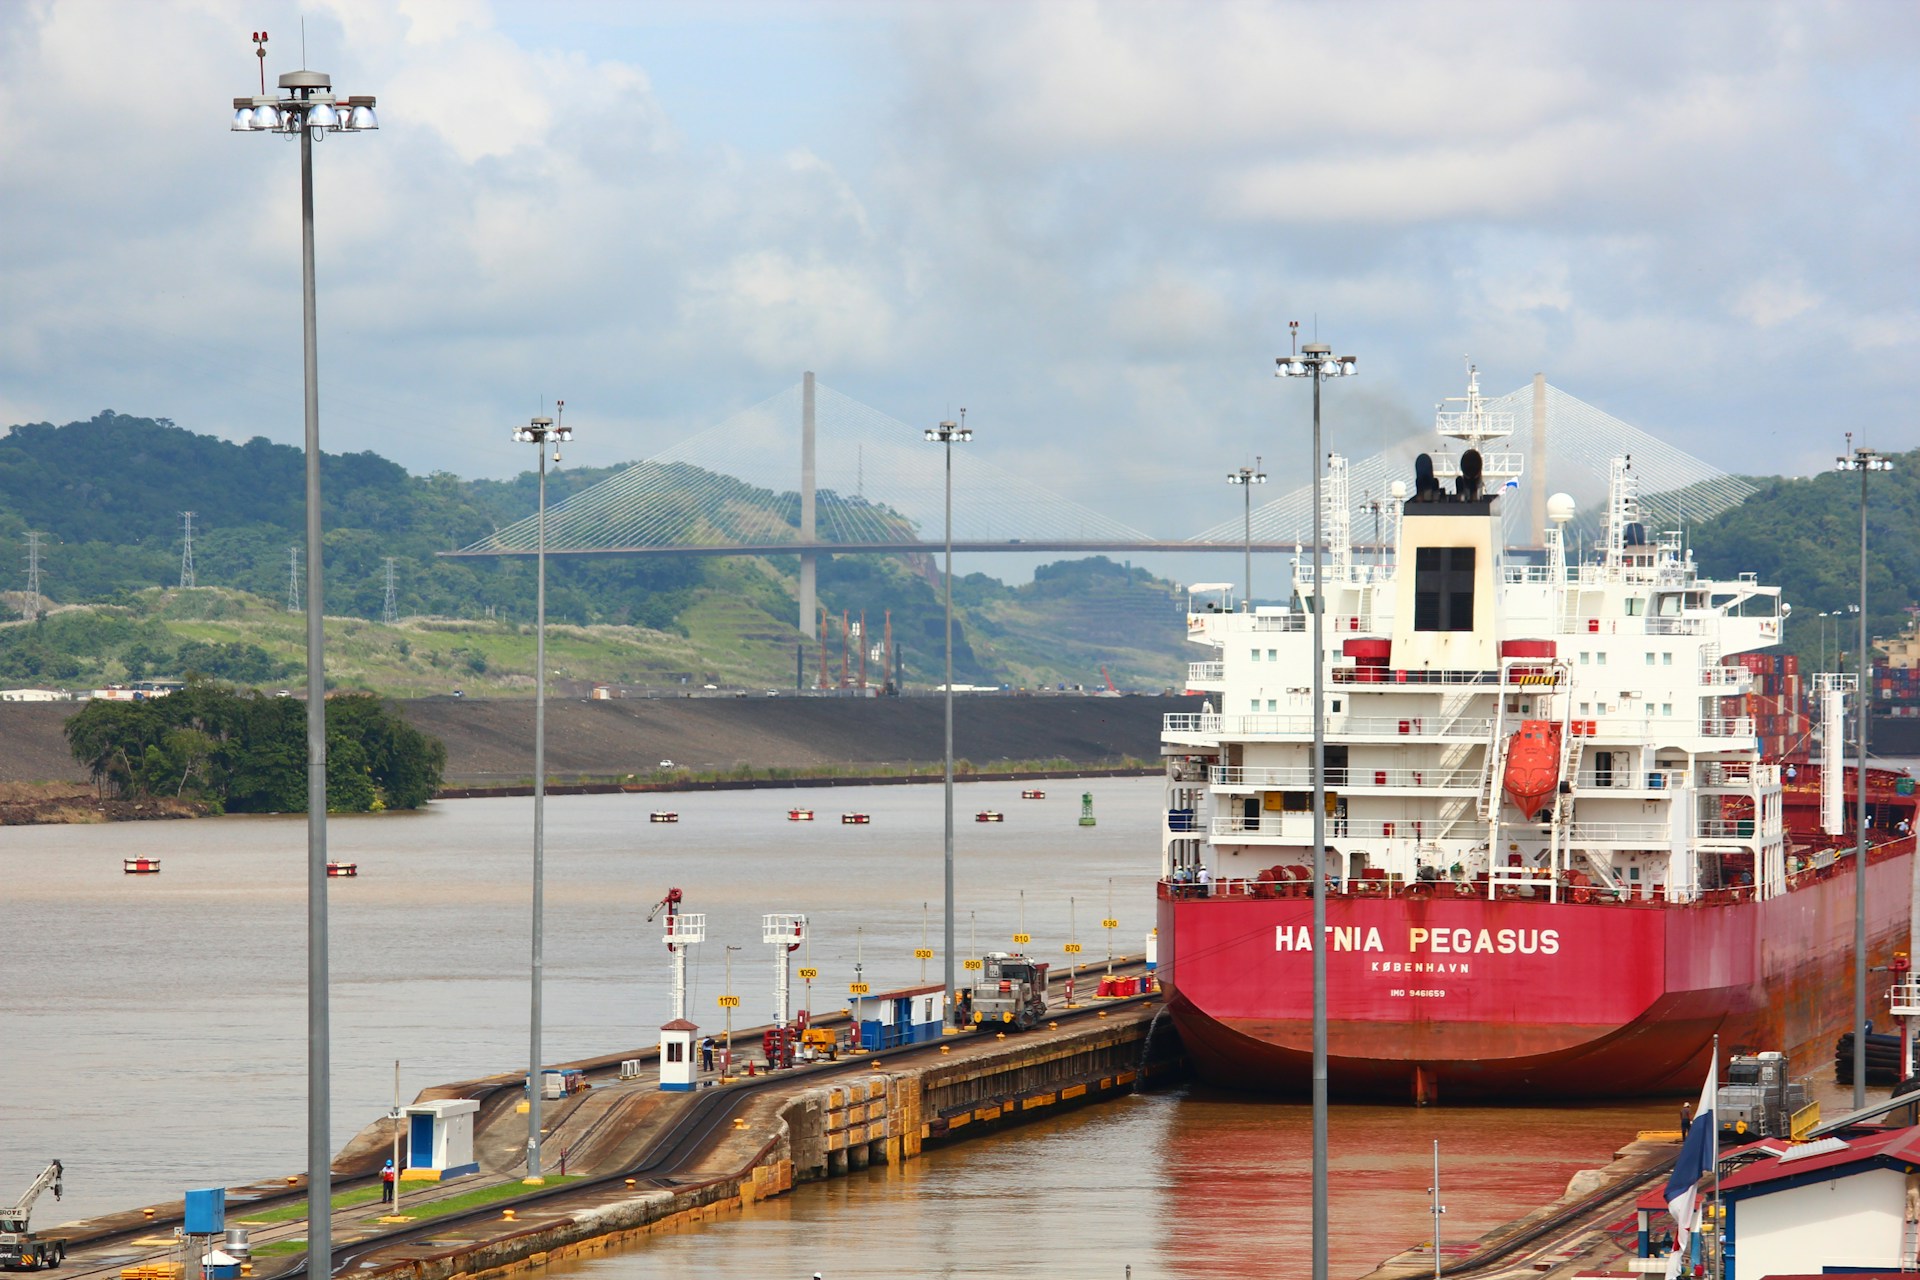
[1710,1032,1721,1280]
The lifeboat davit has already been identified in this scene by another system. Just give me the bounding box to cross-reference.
[1503,719,1562,819]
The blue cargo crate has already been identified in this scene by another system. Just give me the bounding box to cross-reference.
[184,1187,225,1235]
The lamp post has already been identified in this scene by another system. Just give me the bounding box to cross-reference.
[925,413,972,1015]
[1838,438,1891,1112]
[513,406,571,1178]
[230,38,376,1280]
[1227,458,1267,611]
[1276,327,1356,1280]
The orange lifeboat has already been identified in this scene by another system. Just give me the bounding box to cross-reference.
[1503,719,1562,819]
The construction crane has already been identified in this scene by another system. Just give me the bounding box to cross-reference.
[0,1160,66,1271]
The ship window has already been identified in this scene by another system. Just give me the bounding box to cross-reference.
[1251,649,1261,661]
[1580,652,1590,664]
[1250,699,1259,712]
[1663,703,1673,716]
[1597,652,1607,666]
[1625,598,1644,616]
[1267,699,1277,712]
[1663,652,1673,665]
[1331,699,1342,712]
[1646,652,1656,666]
[1268,649,1277,661]
[1580,702,1591,715]
[1413,546,1475,631]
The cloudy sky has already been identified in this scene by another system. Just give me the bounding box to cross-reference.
[2,0,1916,554]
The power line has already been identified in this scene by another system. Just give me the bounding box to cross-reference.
[23,531,45,621]
[179,511,197,589]
[286,545,302,613]
[381,557,398,625]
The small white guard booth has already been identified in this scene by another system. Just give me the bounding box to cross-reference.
[402,1098,479,1181]
[659,1018,698,1091]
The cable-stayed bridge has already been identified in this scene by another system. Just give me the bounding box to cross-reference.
[444,373,1754,634]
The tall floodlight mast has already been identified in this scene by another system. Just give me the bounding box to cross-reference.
[229,30,378,1280]
[1276,323,1358,1280]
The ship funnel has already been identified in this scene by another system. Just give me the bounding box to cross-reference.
[1457,449,1483,501]
[1413,453,1440,502]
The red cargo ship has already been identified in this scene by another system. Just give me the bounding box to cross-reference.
[1160,371,1915,1102]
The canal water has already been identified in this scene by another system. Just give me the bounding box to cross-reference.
[3,777,1670,1274]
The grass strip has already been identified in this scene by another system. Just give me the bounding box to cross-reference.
[392,1176,583,1222]
[252,1240,307,1257]
[237,1185,383,1225]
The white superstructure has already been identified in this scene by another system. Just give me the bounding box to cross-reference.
[1167,371,1788,906]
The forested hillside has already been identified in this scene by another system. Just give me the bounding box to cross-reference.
[1688,447,1920,662]
[0,412,1191,690]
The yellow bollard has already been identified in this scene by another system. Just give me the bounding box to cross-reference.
[502,1209,517,1221]
[624,1178,637,1188]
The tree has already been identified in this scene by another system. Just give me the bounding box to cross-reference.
[64,682,443,814]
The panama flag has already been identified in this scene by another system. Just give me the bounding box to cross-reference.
[1665,1051,1718,1262]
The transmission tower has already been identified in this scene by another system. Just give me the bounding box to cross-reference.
[23,531,45,621]
[178,512,196,588]
[381,557,398,625]
[286,545,302,613]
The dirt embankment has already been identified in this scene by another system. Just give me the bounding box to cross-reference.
[0,695,1185,788]
[0,780,208,825]
[400,694,1183,783]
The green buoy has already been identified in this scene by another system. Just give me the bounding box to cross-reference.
[1079,792,1097,827]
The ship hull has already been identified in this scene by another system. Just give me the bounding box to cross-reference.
[1157,847,1912,1101]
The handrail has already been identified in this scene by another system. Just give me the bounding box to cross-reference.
[1165,712,1496,738]
[1211,765,1481,789]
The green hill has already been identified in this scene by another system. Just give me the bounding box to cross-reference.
[0,412,1193,691]
[1688,451,1920,664]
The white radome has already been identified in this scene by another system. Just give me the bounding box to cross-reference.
[1547,492,1577,524]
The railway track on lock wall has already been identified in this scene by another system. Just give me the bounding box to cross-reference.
[1438,1150,1678,1279]
[286,970,1162,1279]
[52,957,1155,1277]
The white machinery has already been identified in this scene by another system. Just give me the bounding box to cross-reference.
[763,913,807,1068]
[647,888,705,1021]
[0,1160,65,1271]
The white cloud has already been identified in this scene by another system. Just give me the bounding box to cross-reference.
[0,0,1916,555]
[680,251,898,371]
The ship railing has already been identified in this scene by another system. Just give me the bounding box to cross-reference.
[1488,865,1557,894]
[1697,819,1761,841]
[1187,662,1225,683]
[1331,667,1513,686]
[1700,717,1757,737]
[1647,617,1707,635]
[1890,982,1920,1018]
[1167,712,1497,738]
[1501,564,1559,584]
[1210,765,1480,790]
[1564,821,1672,843]
[1701,762,1754,786]
[1699,667,1751,688]
[1572,768,1686,791]
[1554,615,1708,637]
[1247,614,1307,632]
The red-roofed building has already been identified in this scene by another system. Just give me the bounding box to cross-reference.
[1719,1126,1920,1279]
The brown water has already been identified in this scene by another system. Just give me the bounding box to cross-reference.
[2,777,1670,1275]
[541,1087,1666,1279]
